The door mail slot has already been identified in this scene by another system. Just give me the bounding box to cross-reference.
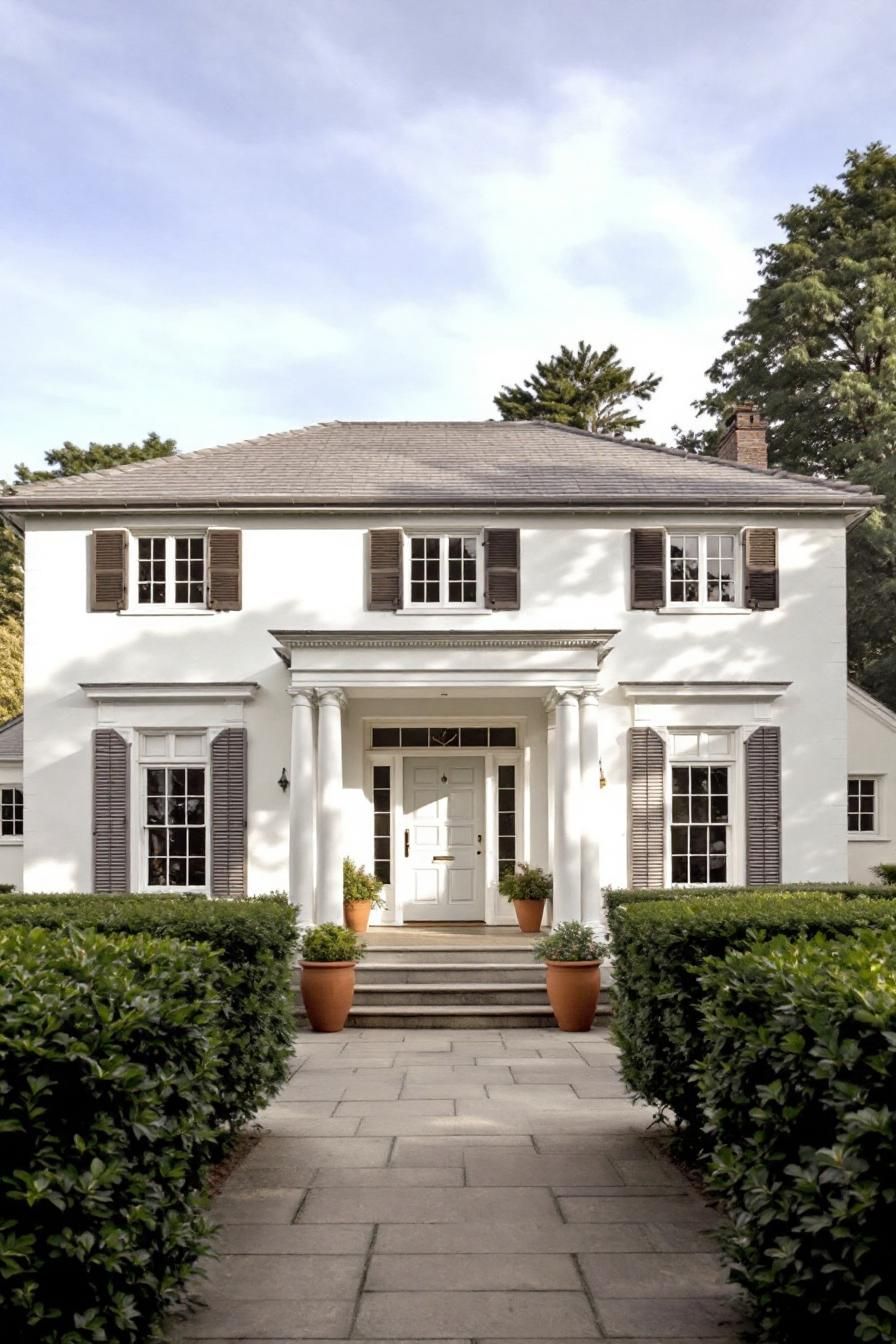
[432,854,455,861]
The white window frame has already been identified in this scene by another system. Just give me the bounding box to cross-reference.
[847,775,881,838]
[138,731,209,893]
[131,533,207,611]
[404,531,484,610]
[0,784,23,842]
[666,729,739,886]
[666,531,740,609]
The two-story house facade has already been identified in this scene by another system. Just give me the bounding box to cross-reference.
[2,410,888,923]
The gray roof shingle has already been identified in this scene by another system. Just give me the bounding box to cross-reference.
[1,421,875,510]
[0,716,23,761]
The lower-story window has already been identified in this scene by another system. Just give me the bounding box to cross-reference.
[373,764,392,884]
[141,731,207,889]
[0,786,23,837]
[847,777,878,833]
[671,763,730,884]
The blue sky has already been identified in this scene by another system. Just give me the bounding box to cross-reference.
[2,0,895,480]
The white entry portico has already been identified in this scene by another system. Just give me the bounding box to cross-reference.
[272,629,616,929]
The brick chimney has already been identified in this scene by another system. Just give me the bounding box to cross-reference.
[716,402,768,469]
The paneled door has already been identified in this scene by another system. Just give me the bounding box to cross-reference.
[401,757,485,921]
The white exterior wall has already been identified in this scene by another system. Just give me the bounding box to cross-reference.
[847,686,896,882]
[0,760,23,889]
[21,508,850,898]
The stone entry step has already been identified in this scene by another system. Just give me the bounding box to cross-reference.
[357,960,545,984]
[353,981,550,1007]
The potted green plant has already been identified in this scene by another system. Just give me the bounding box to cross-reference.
[533,921,609,1032]
[499,863,552,932]
[299,922,365,1032]
[343,857,386,932]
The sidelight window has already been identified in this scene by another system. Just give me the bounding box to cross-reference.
[373,764,392,884]
[497,764,517,878]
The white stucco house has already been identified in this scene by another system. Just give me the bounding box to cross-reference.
[1,406,893,922]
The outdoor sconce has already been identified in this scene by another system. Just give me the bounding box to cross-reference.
[599,761,607,789]
[278,768,290,792]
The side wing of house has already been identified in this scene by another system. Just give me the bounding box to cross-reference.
[0,715,24,890]
[847,683,896,881]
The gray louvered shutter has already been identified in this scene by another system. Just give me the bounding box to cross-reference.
[210,727,247,897]
[744,529,778,609]
[207,529,242,610]
[745,726,781,884]
[484,529,520,609]
[630,530,665,609]
[93,729,129,891]
[629,727,665,887]
[90,530,128,611]
[368,529,403,610]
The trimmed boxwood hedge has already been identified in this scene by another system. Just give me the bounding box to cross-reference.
[604,882,894,912]
[0,894,299,1129]
[609,893,896,1143]
[697,931,896,1342]
[0,923,222,1342]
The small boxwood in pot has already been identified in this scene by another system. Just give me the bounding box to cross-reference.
[343,858,386,932]
[533,921,608,1032]
[500,864,552,932]
[299,922,365,1032]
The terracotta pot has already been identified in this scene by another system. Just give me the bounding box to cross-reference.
[512,898,546,933]
[300,961,356,1032]
[545,960,601,1032]
[344,900,373,933]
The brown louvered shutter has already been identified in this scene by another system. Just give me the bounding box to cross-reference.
[207,529,242,610]
[93,729,129,891]
[744,528,778,609]
[745,726,782,884]
[368,529,403,610]
[629,727,665,886]
[630,530,665,609]
[90,530,128,611]
[210,727,247,897]
[484,529,520,609]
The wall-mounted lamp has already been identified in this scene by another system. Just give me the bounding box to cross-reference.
[278,768,290,792]
[599,760,607,790]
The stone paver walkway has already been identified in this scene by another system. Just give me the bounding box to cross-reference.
[171,1026,743,1341]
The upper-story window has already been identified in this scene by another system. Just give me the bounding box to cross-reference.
[848,777,879,834]
[136,536,206,607]
[407,534,481,607]
[668,533,737,606]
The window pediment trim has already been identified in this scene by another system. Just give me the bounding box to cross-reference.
[81,682,259,704]
[620,681,790,702]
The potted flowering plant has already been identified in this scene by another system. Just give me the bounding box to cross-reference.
[499,863,552,932]
[533,921,609,1032]
[299,922,365,1032]
[343,858,386,933]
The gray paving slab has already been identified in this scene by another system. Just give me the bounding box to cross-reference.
[561,1195,722,1227]
[251,1110,362,1137]
[464,1149,623,1187]
[579,1252,733,1298]
[171,1298,354,1338]
[375,1221,655,1254]
[298,1186,561,1224]
[389,1135,535,1166]
[211,1192,305,1224]
[311,1166,464,1187]
[401,1081,488,1099]
[354,1289,600,1338]
[240,1137,392,1168]
[594,1296,742,1338]
[365,1252,581,1291]
[214,1225,374,1255]
[201,1253,365,1299]
[334,1098,454,1117]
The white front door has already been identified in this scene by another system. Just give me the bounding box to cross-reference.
[402,757,485,921]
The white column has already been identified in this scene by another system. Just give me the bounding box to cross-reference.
[579,689,606,937]
[316,688,347,925]
[288,688,316,917]
[551,689,582,924]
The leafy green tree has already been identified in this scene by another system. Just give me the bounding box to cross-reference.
[694,143,896,705]
[494,341,660,435]
[0,433,176,718]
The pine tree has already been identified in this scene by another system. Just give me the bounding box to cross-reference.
[695,143,896,706]
[494,341,660,435]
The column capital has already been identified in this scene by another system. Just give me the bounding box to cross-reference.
[544,686,586,712]
[317,687,347,711]
[288,686,317,705]
[580,688,602,707]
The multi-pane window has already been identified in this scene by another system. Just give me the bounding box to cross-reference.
[671,765,730,884]
[0,786,23,837]
[370,725,517,748]
[848,777,878,834]
[373,764,392,884]
[137,536,205,606]
[408,535,479,606]
[668,534,736,605]
[497,764,517,877]
[141,732,207,889]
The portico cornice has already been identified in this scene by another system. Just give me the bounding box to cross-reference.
[271,628,618,655]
